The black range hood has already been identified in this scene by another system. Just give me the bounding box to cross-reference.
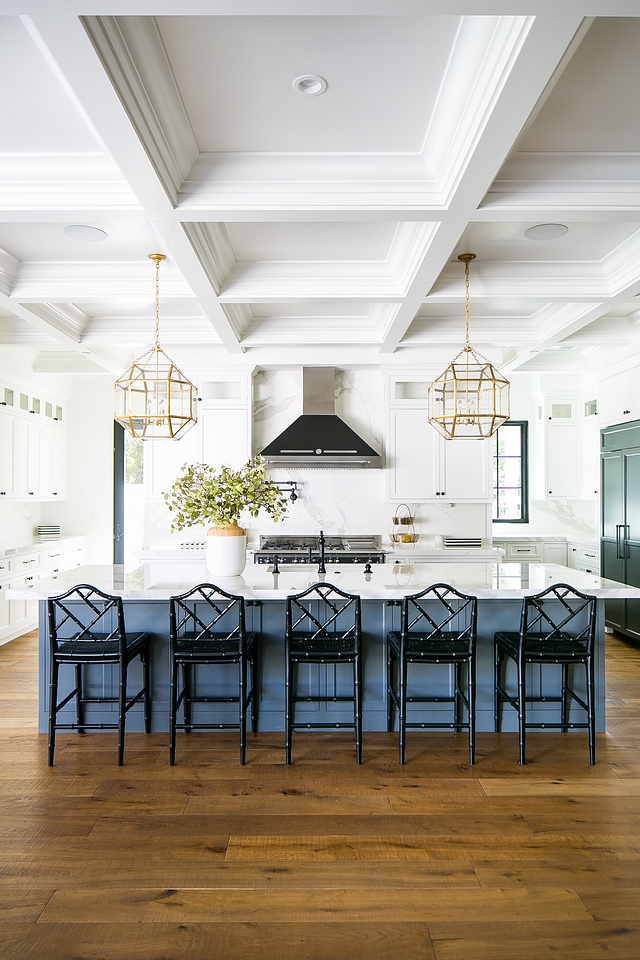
[259,368,382,469]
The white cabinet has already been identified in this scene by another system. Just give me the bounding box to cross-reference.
[387,408,492,503]
[0,412,15,498]
[0,536,88,645]
[534,398,579,500]
[598,370,637,426]
[579,409,600,500]
[567,541,599,575]
[545,424,578,498]
[201,406,250,471]
[0,377,67,501]
[542,541,567,565]
[0,579,12,644]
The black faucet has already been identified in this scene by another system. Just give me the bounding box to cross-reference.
[272,553,280,574]
[318,530,326,575]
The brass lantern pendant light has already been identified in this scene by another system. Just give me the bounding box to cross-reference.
[114,254,198,440]
[428,253,510,440]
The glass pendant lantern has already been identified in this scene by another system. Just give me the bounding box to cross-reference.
[428,253,510,440]
[114,254,198,440]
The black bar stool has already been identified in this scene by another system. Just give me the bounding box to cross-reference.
[169,583,257,765]
[285,582,362,764]
[387,583,478,765]
[494,583,597,764]
[47,584,151,766]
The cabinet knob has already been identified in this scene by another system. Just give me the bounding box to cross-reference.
[624,410,631,415]
[0,492,5,496]
[28,492,34,495]
[548,491,552,494]
[52,492,57,496]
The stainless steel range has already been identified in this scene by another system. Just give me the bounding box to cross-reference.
[253,534,386,565]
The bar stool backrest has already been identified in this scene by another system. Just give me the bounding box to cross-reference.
[169,583,247,648]
[47,584,125,652]
[286,582,361,645]
[521,583,597,649]
[402,583,477,648]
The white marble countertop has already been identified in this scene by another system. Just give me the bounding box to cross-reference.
[8,561,640,602]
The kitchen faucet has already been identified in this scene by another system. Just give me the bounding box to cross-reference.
[318,530,326,575]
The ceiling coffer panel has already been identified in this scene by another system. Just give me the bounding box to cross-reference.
[260,368,382,469]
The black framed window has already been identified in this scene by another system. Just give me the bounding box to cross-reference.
[492,421,528,523]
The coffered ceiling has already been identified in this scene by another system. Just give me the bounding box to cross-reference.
[0,1,638,379]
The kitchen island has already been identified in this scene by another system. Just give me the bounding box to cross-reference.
[11,561,640,737]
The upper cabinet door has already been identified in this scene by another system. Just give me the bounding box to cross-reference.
[545,424,578,499]
[387,409,438,501]
[439,436,492,502]
[201,407,251,471]
[0,413,15,498]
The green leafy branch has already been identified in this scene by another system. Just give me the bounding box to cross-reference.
[162,456,288,531]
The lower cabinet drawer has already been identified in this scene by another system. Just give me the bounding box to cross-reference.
[505,543,542,561]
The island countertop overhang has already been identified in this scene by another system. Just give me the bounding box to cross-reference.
[8,561,640,602]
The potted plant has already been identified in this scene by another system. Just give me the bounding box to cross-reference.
[163,456,288,576]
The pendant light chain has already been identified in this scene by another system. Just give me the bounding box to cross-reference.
[464,257,470,349]
[149,253,166,350]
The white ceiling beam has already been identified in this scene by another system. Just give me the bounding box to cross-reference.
[379,14,586,353]
[22,11,244,353]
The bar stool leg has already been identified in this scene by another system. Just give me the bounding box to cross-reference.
[250,643,259,734]
[239,656,247,766]
[587,657,596,765]
[398,650,407,765]
[285,653,293,765]
[142,643,151,735]
[468,657,476,766]
[354,654,362,765]
[75,663,84,731]
[517,659,526,765]
[386,644,394,733]
[169,656,179,766]
[48,659,59,767]
[494,646,503,733]
[183,663,193,733]
[561,662,570,732]
[117,660,128,767]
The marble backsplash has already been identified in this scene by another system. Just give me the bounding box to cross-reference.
[146,368,491,549]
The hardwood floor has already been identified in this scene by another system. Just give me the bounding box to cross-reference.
[2,630,640,959]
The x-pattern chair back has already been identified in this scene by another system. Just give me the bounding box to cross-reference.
[48,584,124,648]
[522,583,596,647]
[170,583,245,644]
[404,583,476,644]
[288,582,360,642]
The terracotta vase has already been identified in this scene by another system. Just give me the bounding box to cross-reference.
[205,522,247,577]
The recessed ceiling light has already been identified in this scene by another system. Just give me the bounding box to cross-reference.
[292,74,327,96]
[63,224,108,242]
[524,223,569,241]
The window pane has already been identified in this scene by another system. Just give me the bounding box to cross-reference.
[497,424,521,456]
[497,457,521,488]
[496,488,521,520]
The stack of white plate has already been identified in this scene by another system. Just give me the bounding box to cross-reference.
[38,525,61,542]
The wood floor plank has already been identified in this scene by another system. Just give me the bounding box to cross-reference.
[473,859,640,892]
[38,886,592,924]
[0,859,478,889]
[0,921,437,960]
[429,921,640,960]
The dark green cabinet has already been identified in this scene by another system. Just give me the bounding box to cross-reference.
[601,422,640,639]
